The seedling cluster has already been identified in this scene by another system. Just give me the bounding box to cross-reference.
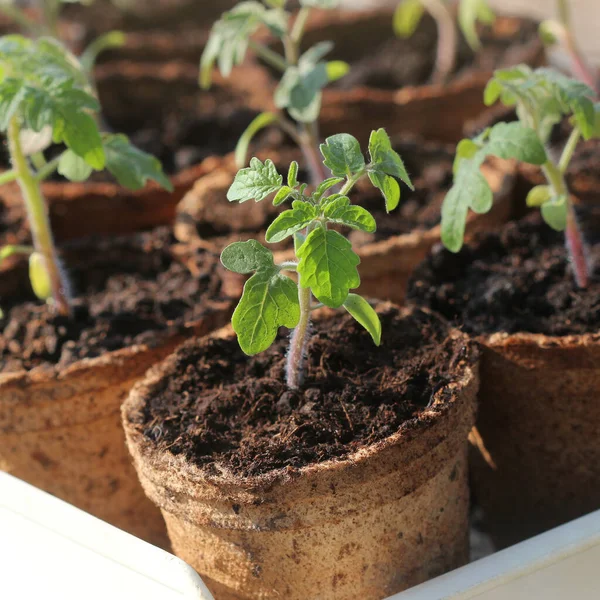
[221,128,413,389]
[0,34,171,316]
[441,65,600,288]
[394,0,495,84]
[201,0,348,184]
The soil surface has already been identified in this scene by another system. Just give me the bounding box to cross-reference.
[0,228,228,374]
[329,15,539,91]
[132,305,475,477]
[408,214,600,337]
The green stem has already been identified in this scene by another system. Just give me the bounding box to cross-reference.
[542,153,589,288]
[248,40,287,73]
[35,153,63,182]
[340,170,365,197]
[0,170,18,185]
[559,127,581,173]
[291,7,311,45]
[8,117,70,315]
[286,284,311,389]
[422,0,457,85]
[0,244,34,260]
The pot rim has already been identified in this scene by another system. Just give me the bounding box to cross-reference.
[123,304,478,490]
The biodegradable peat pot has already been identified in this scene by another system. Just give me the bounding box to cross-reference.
[407,214,600,548]
[123,305,478,600]
[0,229,233,547]
[0,59,276,245]
[294,8,544,145]
[174,141,516,304]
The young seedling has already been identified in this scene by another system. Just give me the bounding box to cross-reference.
[0,34,172,316]
[539,0,598,94]
[0,0,125,75]
[220,128,414,389]
[441,65,600,288]
[394,0,495,85]
[200,0,349,185]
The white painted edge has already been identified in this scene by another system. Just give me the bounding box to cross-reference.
[386,510,600,599]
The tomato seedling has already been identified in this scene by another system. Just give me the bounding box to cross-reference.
[441,65,600,288]
[394,0,495,85]
[201,0,349,185]
[0,35,172,316]
[220,128,414,389]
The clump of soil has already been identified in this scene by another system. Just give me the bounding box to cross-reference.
[132,305,475,477]
[408,214,600,336]
[0,228,229,373]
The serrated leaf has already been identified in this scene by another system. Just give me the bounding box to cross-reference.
[541,195,568,231]
[320,133,365,176]
[485,122,547,164]
[326,60,350,82]
[526,185,553,207]
[103,134,172,191]
[297,227,360,308]
[228,157,283,203]
[393,0,425,38]
[315,176,343,198]
[58,149,93,182]
[343,294,381,345]
[273,185,295,206]
[322,196,376,232]
[234,111,278,168]
[221,239,274,274]
[233,270,300,355]
[265,200,317,243]
[367,170,401,212]
[458,0,495,51]
[368,128,413,187]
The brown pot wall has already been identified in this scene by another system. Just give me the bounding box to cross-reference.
[470,331,600,548]
[123,318,478,600]
[0,305,232,548]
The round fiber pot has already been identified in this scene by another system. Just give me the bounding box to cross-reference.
[123,304,478,599]
[0,229,233,547]
[297,8,544,145]
[174,142,517,305]
[407,214,600,547]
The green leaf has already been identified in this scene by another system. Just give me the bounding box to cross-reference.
[294,231,306,252]
[320,133,365,176]
[453,138,480,173]
[53,110,105,169]
[343,294,381,345]
[441,185,471,253]
[57,149,93,182]
[273,185,295,206]
[526,185,553,207]
[458,0,495,51]
[322,196,376,232]
[287,161,299,187]
[103,134,172,191]
[297,227,360,308]
[485,122,547,164]
[541,195,568,231]
[234,111,278,168]
[227,157,283,203]
[274,63,328,123]
[233,269,300,355]
[220,239,274,273]
[393,0,425,38]
[29,252,52,302]
[368,170,401,212]
[265,200,317,243]
[326,60,350,82]
[368,129,413,187]
[315,176,344,199]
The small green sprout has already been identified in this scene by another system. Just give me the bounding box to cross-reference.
[0,0,125,75]
[394,0,495,85]
[441,65,600,288]
[538,0,598,94]
[220,128,413,389]
[0,35,172,316]
[201,0,349,185]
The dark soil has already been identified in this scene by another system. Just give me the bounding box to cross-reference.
[132,305,475,477]
[327,15,540,91]
[0,228,229,373]
[407,214,600,337]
